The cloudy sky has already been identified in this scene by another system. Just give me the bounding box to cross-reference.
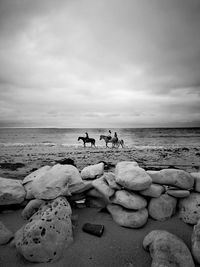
[0,0,200,128]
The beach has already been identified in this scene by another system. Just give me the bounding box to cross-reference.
[0,128,200,266]
[0,144,200,180]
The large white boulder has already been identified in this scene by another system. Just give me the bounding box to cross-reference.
[147,169,194,189]
[23,166,51,199]
[31,164,84,199]
[148,194,177,221]
[115,162,152,191]
[143,230,195,267]
[111,190,147,210]
[23,166,52,185]
[107,204,148,228]
[179,193,200,224]
[81,163,104,180]
[15,197,73,263]
[0,177,26,205]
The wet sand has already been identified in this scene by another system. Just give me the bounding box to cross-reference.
[0,145,200,179]
[0,208,198,267]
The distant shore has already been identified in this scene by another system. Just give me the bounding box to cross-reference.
[0,144,200,179]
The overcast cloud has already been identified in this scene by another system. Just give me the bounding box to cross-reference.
[0,0,200,127]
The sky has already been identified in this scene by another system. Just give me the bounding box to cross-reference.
[0,0,200,128]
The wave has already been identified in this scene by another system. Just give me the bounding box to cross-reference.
[0,142,57,147]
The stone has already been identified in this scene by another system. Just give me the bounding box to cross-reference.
[166,189,190,198]
[139,183,165,198]
[15,197,73,263]
[71,180,93,194]
[81,163,104,180]
[147,169,194,189]
[86,188,107,199]
[92,176,115,201]
[85,197,108,208]
[0,177,26,205]
[111,190,147,210]
[115,162,152,191]
[31,164,84,199]
[23,166,52,199]
[22,199,45,220]
[103,172,121,190]
[178,192,200,224]
[0,221,13,245]
[148,194,177,221]
[107,204,148,228]
[143,230,195,267]
[23,166,52,185]
[190,172,200,192]
[191,221,200,264]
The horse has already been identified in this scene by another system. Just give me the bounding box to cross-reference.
[78,136,96,147]
[99,135,124,148]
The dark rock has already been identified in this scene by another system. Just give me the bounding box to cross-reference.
[55,158,76,166]
[82,223,104,237]
[0,162,25,170]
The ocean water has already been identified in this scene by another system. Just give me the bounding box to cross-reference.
[0,128,200,149]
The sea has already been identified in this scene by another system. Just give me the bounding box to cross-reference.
[0,128,200,149]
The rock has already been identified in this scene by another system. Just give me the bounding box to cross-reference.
[179,193,200,224]
[107,204,148,228]
[147,169,194,189]
[92,176,115,201]
[143,230,195,267]
[115,162,152,191]
[191,221,200,264]
[55,158,76,166]
[22,199,45,220]
[111,190,147,210]
[15,197,73,263]
[23,166,52,185]
[0,177,26,205]
[139,183,165,198]
[103,172,121,190]
[85,188,105,199]
[167,189,190,198]
[0,221,13,245]
[190,172,200,192]
[71,180,93,194]
[148,194,177,221]
[31,164,84,199]
[23,166,52,199]
[81,163,104,180]
[85,197,108,208]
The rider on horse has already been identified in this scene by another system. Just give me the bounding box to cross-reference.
[85,132,89,140]
[108,130,112,140]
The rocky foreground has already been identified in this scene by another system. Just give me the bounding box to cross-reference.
[1,160,200,266]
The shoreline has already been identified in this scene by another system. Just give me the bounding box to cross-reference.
[0,145,200,179]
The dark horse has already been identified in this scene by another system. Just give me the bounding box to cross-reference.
[78,136,96,147]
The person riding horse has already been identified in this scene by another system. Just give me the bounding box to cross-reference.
[78,132,96,147]
[108,130,112,140]
[85,132,89,139]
